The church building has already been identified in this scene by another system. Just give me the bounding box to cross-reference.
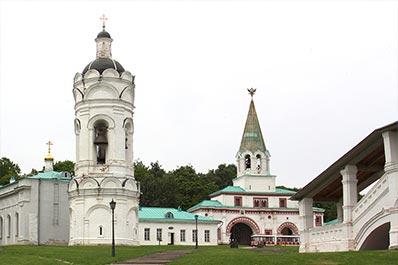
[0,145,71,245]
[188,89,324,246]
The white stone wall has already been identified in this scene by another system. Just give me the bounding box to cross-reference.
[139,221,219,246]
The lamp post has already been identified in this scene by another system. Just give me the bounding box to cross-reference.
[194,214,198,249]
[109,199,116,257]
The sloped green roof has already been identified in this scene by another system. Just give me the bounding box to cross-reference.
[139,207,219,223]
[239,98,267,154]
[209,186,297,197]
[324,219,338,225]
[28,171,70,182]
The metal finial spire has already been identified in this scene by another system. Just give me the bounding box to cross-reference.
[247,88,257,98]
[46,141,53,154]
[100,14,108,30]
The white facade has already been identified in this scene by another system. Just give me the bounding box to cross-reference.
[139,221,219,246]
[68,26,140,245]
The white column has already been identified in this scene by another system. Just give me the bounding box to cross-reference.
[341,165,358,223]
[382,131,398,171]
[298,197,313,252]
[299,197,314,230]
[383,130,398,249]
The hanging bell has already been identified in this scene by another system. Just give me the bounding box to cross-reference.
[94,127,108,145]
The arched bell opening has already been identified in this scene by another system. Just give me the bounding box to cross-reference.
[93,120,109,164]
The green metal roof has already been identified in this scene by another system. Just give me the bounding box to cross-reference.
[209,186,297,197]
[139,207,220,223]
[28,171,70,182]
[238,98,267,154]
[324,219,338,225]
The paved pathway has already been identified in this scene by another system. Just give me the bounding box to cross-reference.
[114,249,195,265]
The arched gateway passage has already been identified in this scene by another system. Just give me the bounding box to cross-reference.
[227,217,260,246]
[230,223,253,245]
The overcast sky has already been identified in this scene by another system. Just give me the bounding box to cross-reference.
[0,0,397,188]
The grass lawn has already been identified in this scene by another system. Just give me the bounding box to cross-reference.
[1,245,398,265]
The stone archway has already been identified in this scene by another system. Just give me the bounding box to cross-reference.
[230,223,253,245]
[226,217,260,246]
[359,222,390,250]
[277,222,299,235]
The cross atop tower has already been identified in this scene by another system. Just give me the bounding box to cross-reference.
[100,14,108,29]
[46,140,53,154]
[247,88,256,98]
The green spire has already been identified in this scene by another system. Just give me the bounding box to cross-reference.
[239,89,266,153]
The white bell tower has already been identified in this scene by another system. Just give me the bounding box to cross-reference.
[68,16,140,245]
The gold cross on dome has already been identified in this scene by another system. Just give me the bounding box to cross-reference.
[46,141,53,154]
[100,14,108,29]
[247,88,257,98]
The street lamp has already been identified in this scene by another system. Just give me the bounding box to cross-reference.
[194,214,198,249]
[109,199,116,257]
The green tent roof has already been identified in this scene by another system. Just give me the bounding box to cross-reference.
[139,207,219,223]
[238,98,267,154]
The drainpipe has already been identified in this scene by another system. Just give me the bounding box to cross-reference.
[37,179,41,245]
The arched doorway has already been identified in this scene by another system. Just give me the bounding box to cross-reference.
[230,223,253,245]
[280,227,293,235]
[359,222,390,250]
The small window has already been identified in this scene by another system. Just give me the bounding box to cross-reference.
[165,212,174,218]
[315,216,322,226]
[279,198,287,208]
[253,199,260,207]
[192,229,197,243]
[261,199,268,208]
[99,226,103,237]
[144,228,150,241]
[180,229,186,242]
[204,230,210,242]
[157,228,162,241]
[264,229,272,235]
[234,197,242,207]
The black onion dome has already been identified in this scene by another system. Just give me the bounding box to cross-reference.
[82,58,125,75]
[97,29,111,38]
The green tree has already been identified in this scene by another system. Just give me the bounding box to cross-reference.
[206,164,237,190]
[0,157,21,185]
[53,160,75,175]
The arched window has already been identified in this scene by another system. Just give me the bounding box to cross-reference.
[245,155,251,169]
[15,213,19,236]
[256,154,261,171]
[165,212,174,218]
[124,121,133,163]
[7,215,11,238]
[93,121,108,164]
[0,217,3,239]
